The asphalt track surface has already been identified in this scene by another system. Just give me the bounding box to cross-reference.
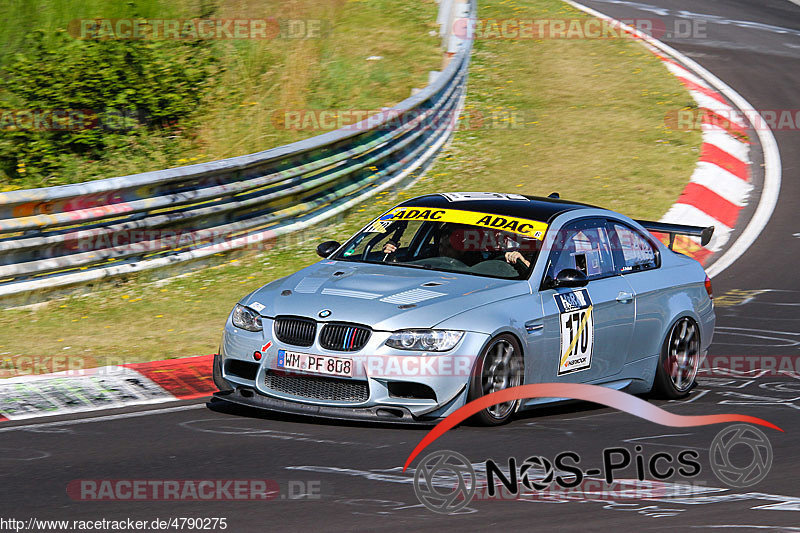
[3,1,800,531]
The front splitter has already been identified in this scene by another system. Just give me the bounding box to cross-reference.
[211,388,439,426]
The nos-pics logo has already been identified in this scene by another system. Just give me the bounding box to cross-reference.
[412,424,773,514]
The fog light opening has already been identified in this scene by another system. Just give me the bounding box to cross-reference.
[386,381,437,401]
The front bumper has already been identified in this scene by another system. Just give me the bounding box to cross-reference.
[216,317,488,420]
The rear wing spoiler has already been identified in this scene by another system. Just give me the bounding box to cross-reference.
[634,220,715,250]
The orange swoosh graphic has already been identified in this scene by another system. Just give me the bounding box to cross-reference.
[403,383,783,471]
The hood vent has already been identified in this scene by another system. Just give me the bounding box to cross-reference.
[294,277,326,294]
[380,288,446,305]
[321,288,381,300]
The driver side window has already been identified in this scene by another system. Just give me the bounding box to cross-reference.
[544,219,615,282]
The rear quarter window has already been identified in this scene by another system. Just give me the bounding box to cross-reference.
[610,222,659,272]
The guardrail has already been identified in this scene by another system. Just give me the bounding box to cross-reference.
[0,0,475,306]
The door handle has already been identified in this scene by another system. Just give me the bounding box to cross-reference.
[525,320,544,334]
[616,291,634,304]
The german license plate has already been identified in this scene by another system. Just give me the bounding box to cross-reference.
[276,349,354,377]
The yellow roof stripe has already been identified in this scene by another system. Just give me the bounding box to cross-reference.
[381,206,549,240]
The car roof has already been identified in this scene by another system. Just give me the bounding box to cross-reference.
[396,192,599,223]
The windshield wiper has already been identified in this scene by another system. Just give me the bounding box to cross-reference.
[392,262,433,270]
[332,257,434,270]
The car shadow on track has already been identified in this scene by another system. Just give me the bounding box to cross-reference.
[205,391,672,431]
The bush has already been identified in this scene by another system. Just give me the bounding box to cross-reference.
[0,28,219,184]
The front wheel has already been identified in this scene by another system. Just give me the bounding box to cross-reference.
[467,334,524,425]
[652,317,700,399]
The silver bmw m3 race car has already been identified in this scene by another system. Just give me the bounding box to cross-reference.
[213,192,715,425]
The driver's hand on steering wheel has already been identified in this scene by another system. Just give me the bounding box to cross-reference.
[504,251,530,268]
[382,242,397,254]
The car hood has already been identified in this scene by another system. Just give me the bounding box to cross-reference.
[243,260,530,331]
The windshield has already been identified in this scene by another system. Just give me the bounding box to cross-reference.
[333,207,548,280]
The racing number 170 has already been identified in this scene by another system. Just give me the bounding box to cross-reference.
[564,310,590,356]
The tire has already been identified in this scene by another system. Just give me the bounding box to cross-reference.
[652,317,701,399]
[467,334,524,425]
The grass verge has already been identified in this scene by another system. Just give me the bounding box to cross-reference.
[0,0,702,373]
[0,0,441,187]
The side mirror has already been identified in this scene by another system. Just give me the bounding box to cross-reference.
[316,240,340,258]
[551,268,588,288]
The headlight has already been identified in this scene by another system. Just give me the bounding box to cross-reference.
[385,329,464,352]
[231,304,263,332]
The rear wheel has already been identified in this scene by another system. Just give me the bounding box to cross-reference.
[468,334,524,425]
[652,317,700,399]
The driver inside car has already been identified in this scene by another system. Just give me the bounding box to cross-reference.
[501,233,532,269]
[382,223,471,263]
[497,232,537,276]
[382,224,533,271]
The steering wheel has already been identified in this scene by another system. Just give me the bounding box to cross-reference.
[470,259,519,277]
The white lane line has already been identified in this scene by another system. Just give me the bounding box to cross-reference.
[624,433,692,441]
[622,432,710,449]
[681,389,710,403]
[0,404,205,432]
[689,527,800,531]
[565,0,782,279]
[588,0,800,38]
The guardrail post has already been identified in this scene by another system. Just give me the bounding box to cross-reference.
[440,0,471,68]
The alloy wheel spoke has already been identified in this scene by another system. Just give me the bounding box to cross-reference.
[481,340,518,418]
[669,319,699,392]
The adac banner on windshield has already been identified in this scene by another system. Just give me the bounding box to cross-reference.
[379,206,549,240]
